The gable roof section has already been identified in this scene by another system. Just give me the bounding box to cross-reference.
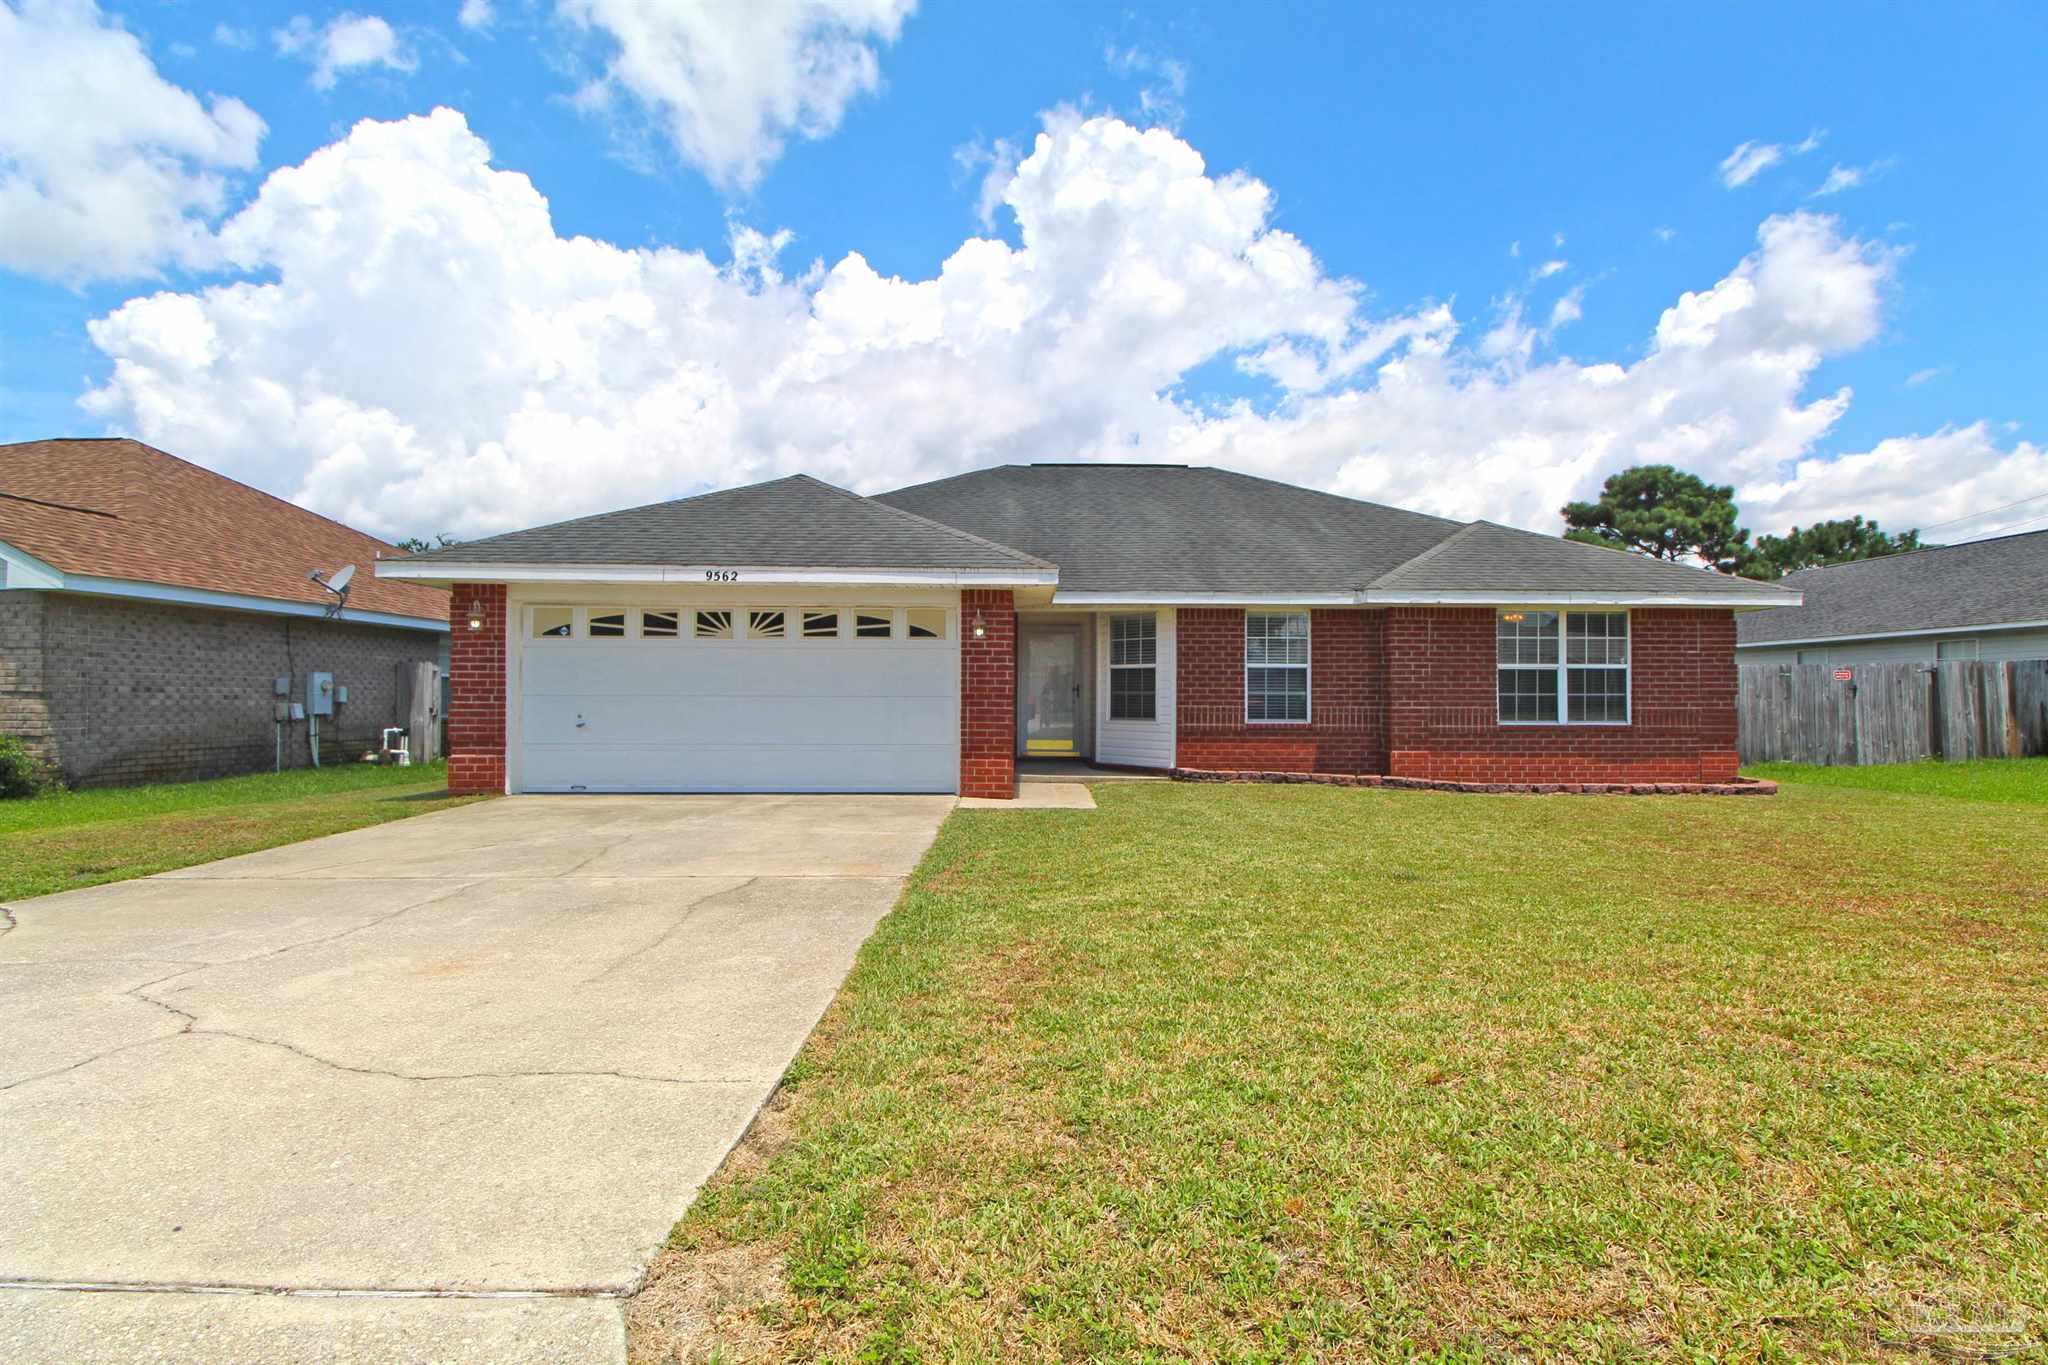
[875,464,1462,596]
[1736,528,2048,645]
[0,438,447,624]
[1370,520,1799,603]
[386,474,1054,577]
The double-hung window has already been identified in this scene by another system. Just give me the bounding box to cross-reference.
[1246,612,1310,722]
[1108,614,1157,720]
[1496,610,1630,724]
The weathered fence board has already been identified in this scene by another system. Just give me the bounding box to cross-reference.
[397,660,442,764]
[1738,660,2047,766]
[2016,660,2048,756]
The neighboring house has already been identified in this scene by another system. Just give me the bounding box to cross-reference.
[1736,529,2048,667]
[381,464,1797,798]
[0,439,449,787]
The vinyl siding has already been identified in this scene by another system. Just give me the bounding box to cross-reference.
[1095,608,1176,769]
[1738,626,2048,668]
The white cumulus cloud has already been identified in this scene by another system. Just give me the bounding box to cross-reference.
[0,0,265,282]
[457,0,493,30]
[78,107,2039,546]
[556,0,916,191]
[274,12,415,90]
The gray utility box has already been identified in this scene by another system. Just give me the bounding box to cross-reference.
[307,671,336,717]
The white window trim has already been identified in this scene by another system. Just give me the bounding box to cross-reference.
[1245,611,1312,725]
[519,604,953,645]
[1107,613,1158,722]
[1496,608,1633,727]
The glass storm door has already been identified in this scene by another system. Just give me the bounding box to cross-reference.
[1021,625,1080,754]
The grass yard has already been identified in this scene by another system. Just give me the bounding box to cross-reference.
[636,772,2048,1362]
[1745,756,2048,805]
[0,762,485,902]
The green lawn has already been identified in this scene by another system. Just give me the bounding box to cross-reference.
[1746,756,2048,805]
[637,774,2048,1363]
[0,762,485,902]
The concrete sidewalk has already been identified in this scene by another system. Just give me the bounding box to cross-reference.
[0,793,952,1363]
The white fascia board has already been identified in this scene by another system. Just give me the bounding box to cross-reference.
[1360,589,1802,609]
[60,573,447,633]
[0,537,65,590]
[1051,591,1357,606]
[1735,618,2048,649]
[376,561,1058,587]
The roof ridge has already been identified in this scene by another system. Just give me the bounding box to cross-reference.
[42,437,406,556]
[1366,520,1484,587]
[795,474,1057,570]
[1474,519,1795,587]
[0,488,118,519]
[1201,466,1467,529]
[1782,523,2048,578]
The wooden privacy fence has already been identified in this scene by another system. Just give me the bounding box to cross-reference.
[396,660,443,765]
[1738,660,2048,765]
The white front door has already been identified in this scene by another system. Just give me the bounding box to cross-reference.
[516,604,958,793]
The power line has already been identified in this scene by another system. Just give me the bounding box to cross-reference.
[1917,487,2048,533]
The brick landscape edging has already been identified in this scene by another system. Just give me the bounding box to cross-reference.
[1170,767,1778,796]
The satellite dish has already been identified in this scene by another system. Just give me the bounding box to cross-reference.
[329,563,356,592]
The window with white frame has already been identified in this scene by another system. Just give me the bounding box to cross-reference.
[1935,638,1979,661]
[1496,610,1630,724]
[641,609,679,639]
[587,610,627,638]
[1108,614,1156,720]
[1246,612,1309,722]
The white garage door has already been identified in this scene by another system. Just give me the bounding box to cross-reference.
[516,604,958,793]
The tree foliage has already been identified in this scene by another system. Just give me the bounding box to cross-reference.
[392,533,462,554]
[1560,465,1754,573]
[1744,517,1922,580]
[1561,465,1924,580]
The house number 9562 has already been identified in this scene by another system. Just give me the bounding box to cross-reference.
[703,569,740,583]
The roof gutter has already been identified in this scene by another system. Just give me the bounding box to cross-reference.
[374,561,1061,588]
[1361,589,1802,608]
[0,538,446,632]
[1051,588,1802,608]
[1736,617,2048,649]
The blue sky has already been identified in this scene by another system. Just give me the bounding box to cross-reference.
[3,0,2044,543]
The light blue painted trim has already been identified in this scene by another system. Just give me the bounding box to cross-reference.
[0,537,65,590]
[0,540,447,632]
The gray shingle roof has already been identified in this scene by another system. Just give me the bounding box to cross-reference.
[1370,520,1796,599]
[396,474,1052,572]
[875,464,1463,595]
[1736,528,2048,644]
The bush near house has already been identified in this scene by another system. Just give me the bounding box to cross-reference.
[0,734,62,799]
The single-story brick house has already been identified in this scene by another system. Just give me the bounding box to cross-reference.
[1,438,449,787]
[378,464,1799,798]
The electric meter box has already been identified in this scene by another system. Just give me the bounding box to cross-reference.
[308,672,335,717]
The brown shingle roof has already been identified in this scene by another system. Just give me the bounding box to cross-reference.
[0,438,447,624]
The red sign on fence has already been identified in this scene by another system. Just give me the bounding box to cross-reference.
[1833,667,1853,681]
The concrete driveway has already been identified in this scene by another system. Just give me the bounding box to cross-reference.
[0,793,953,1363]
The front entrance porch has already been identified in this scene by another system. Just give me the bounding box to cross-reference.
[1014,609,1177,772]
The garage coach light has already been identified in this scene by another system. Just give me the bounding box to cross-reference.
[467,599,486,631]
[971,610,987,640]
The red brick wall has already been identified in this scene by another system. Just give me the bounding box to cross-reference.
[446,583,506,795]
[960,588,1017,798]
[1175,607,1388,774]
[1385,606,1739,783]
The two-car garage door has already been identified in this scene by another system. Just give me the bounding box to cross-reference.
[516,603,958,793]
